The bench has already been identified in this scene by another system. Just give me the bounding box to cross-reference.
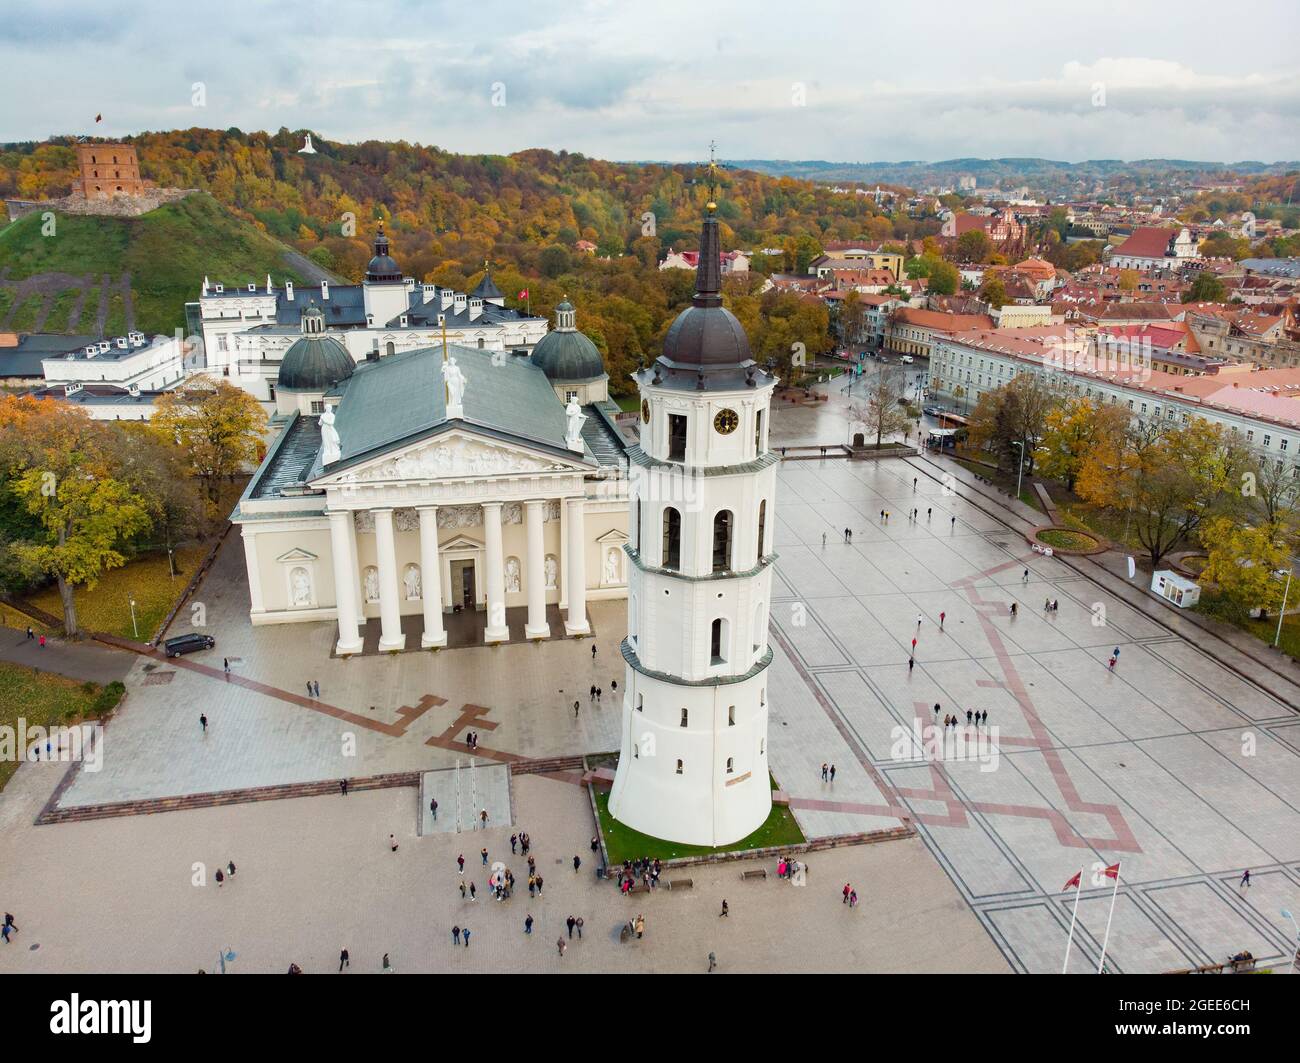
[667,878,693,891]
[741,868,768,881]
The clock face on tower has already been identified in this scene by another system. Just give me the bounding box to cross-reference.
[713,407,739,435]
[641,399,650,424]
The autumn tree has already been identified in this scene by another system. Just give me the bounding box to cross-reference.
[955,229,993,263]
[850,366,911,448]
[1036,398,1130,491]
[151,380,267,506]
[926,259,960,296]
[0,397,150,636]
[968,375,1059,475]
[979,277,1008,310]
[1199,517,1288,620]
[1184,272,1227,303]
[1077,419,1250,567]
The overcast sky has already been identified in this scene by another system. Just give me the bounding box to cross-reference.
[3,0,1298,163]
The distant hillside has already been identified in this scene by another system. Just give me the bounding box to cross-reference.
[0,193,310,337]
[734,157,1300,188]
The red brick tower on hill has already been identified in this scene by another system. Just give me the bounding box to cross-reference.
[75,143,150,198]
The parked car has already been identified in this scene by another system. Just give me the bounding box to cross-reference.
[900,355,914,364]
[163,632,215,658]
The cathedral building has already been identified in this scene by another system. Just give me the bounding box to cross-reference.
[231,239,628,649]
[607,200,778,847]
[195,225,548,406]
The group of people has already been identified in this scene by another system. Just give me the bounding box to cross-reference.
[819,762,837,782]
[1043,598,1060,614]
[616,856,661,894]
[776,856,805,881]
[841,882,859,908]
[940,710,988,729]
[465,731,481,750]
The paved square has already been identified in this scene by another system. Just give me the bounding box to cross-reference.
[7,392,1300,972]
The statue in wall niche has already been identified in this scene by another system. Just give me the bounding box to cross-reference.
[505,557,521,593]
[442,355,467,407]
[544,555,558,590]
[403,563,422,600]
[604,548,620,585]
[319,406,341,465]
[291,566,312,606]
[364,566,380,602]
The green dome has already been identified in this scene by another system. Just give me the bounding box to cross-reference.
[531,300,605,382]
[278,333,355,391]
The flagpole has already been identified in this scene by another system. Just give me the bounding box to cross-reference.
[1062,870,1082,974]
[1098,865,1121,974]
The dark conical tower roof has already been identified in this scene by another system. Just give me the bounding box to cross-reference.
[656,206,753,383]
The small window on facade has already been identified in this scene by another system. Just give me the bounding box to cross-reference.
[726,757,734,774]
[668,414,687,462]
[636,693,643,712]
[675,759,683,775]
[680,708,688,728]
[728,705,735,726]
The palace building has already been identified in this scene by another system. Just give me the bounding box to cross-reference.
[195,225,548,406]
[232,264,629,650]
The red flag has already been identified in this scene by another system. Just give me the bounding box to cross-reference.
[1063,871,1081,890]
[518,289,528,299]
[1103,863,1120,879]
[95,113,103,123]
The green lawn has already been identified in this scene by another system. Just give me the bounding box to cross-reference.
[0,193,306,336]
[8,293,44,331]
[0,662,121,790]
[1196,591,1300,661]
[594,787,805,864]
[28,544,208,639]
[950,456,1044,513]
[1036,528,1099,551]
[42,286,81,331]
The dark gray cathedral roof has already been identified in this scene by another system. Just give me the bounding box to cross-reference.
[323,343,595,474]
[531,327,605,383]
[277,333,355,391]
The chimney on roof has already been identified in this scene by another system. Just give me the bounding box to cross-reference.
[321,280,329,301]
[440,288,453,311]
[286,280,294,301]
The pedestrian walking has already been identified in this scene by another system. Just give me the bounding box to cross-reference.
[591,645,597,660]
[481,847,489,866]
[908,656,914,674]
[25,626,33,640]
[926,508,932,521]
[567,915,576,939]
[390,834,399,853]
[822,532,827,547]
[1241,869,1251,888]
[849,889,858,908]
[573,855,581,872]
[980,710,988,725]
[223,657,230,676]
[469,882,477,901]
[843,883,851,904]
[215,869,224,887]
[557,937,567,956]
[576,917,584,939]
[913,477,918,490]
[966,710,973,725]
[38,634,45,648]
[939,611,945,631]
[821,762,828,781]
[382,953,392,973]
[916,614,923,629]
[460,880,467,900]
[462,928,471,948]
[511,833,518,854]
[340,778,349,796]
[339,948,350,971]
[911,637,917,651]
[227,861,236,878]
[430,798,438,821]
[480,809,488,829]
[1108,655,1116,671]
[199,713,208,734]
[1022,568,1029,583]
[829,764,836,781]
[525,914,533,934]
[457,854,465,875]
[708,951,717,973]
[590,835,599,853]
[452,926,461,945]
[574,700,580,717]
[950,516,956,529]
[536,874,544,896]
[720,899,729,918]
[307,681,314,698]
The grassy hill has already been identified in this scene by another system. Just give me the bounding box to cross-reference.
[0,193,307,336]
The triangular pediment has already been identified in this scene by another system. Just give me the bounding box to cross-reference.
[275,547,319,563]
[595,528,629,544]
[313,428,588,487]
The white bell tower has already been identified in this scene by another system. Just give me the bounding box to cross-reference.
[608,189,779,847]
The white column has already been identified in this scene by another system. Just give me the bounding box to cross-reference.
[346,511,363,625]
[373,508,406,651]
[328,510,363,654]
[241,529,265,616]
[418,506,446,648]
[565,496,591,635]
[524,499,550,639]
[482,501,509,642]
[559,499,569,609]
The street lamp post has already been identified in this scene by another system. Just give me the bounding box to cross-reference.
[1282,909,1300,971]
[129,597,138,640]
[1012,440,1025,500]
[1275,563,1295,648]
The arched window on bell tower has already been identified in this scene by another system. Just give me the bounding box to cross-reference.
[662,507,681,570]
[712,510,733,572]
[756,499,767,561]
